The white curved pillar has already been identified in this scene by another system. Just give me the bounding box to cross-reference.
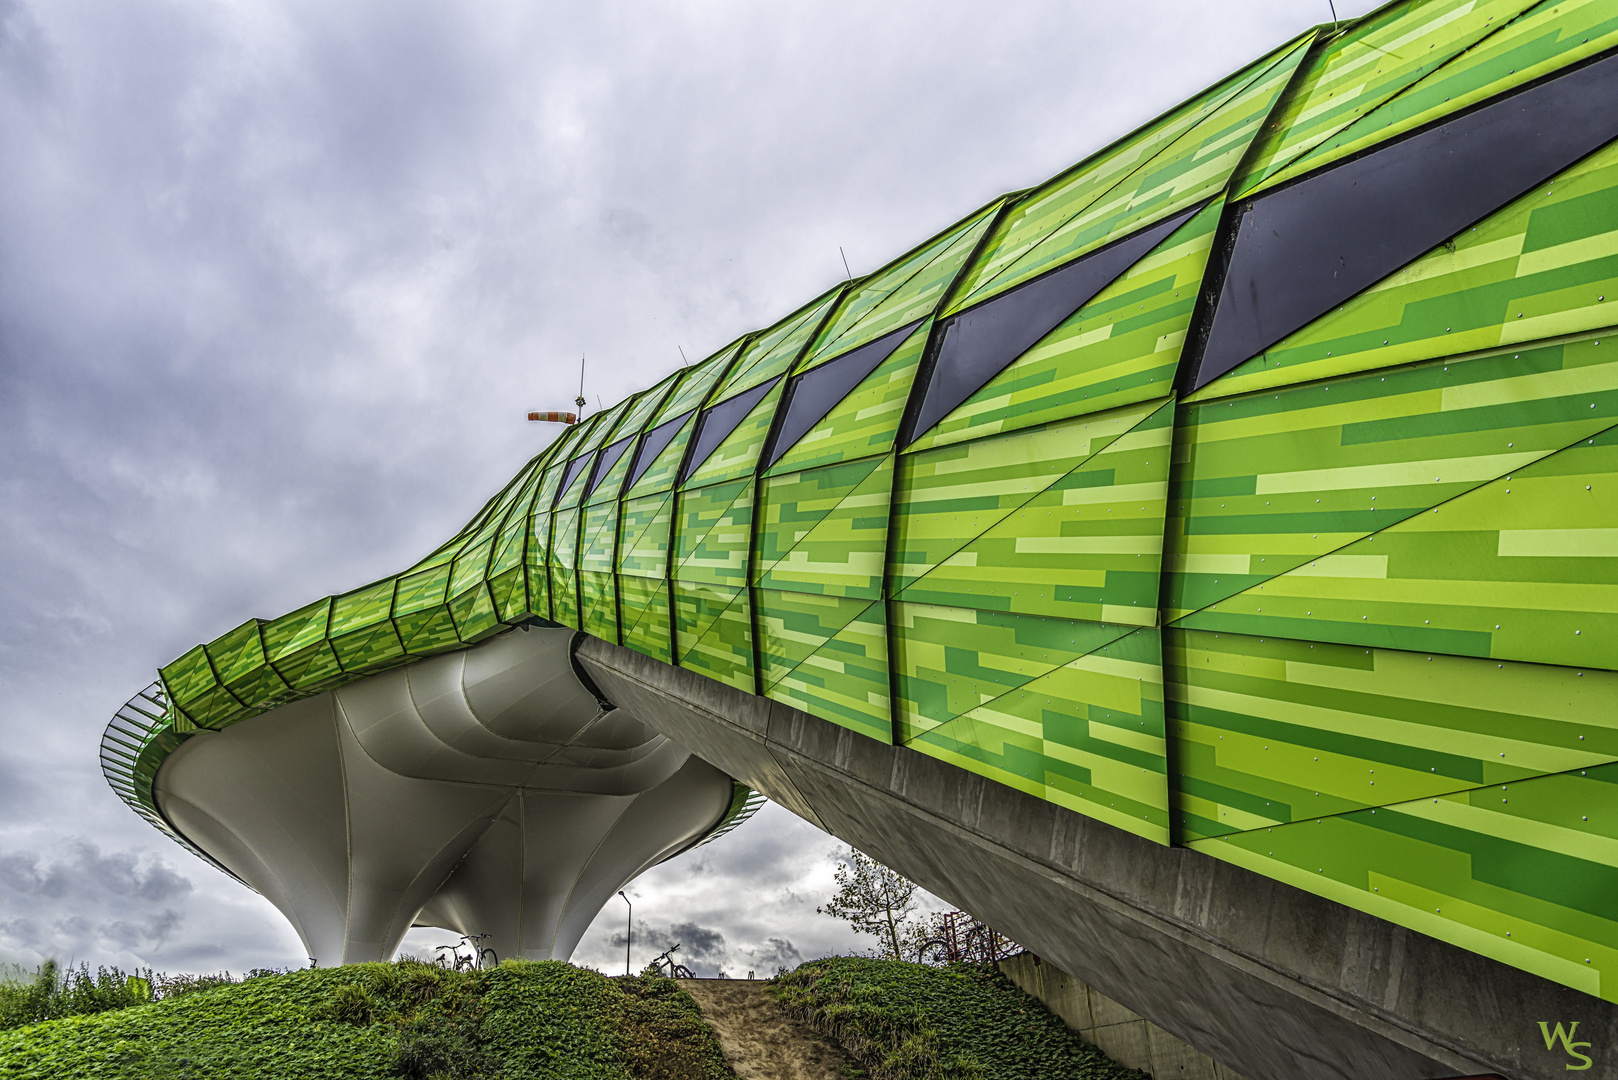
[153,626,733,966]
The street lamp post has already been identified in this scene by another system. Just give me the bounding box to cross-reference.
[618,891,631,976]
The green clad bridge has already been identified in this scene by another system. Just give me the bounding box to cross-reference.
[103,3,1618,1077]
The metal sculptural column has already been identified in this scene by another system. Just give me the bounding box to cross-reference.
[152,626,733,965]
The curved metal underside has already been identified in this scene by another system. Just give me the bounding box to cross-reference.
[152,627,733,965]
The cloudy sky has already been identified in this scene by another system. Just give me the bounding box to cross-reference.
[0,0,1378,977]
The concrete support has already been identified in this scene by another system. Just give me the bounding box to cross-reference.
[1000,952,1252,1080]
[577,635,1616,1080]
[155,626,733,965]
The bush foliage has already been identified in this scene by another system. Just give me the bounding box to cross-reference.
[0,960,733,1080]
[1,956,1155,1080]
[770,957,1149,1080]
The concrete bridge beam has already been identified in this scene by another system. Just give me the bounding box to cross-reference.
[578,634,1617,1080]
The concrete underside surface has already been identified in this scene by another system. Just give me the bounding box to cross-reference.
[578,635,1618,1080]
[999,952,1252,1080]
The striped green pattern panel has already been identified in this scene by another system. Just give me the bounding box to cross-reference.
[799,205,999,374]
[897,402,1173,626]
[893,602,1133,737]
[674,579,754,693]
[674,480,753,590]
[1208,138,1618,399]
[580,497,621,642]
[617,475,679,664]
[619,574,673,664]
[1166,628,1617,841]
[757,454,892,599]
[946,34,1311,314]
[769,321,930,474]
[1246,0,1618,198]
[548,501,583,630]
[757,590,890,743]
[717,289,843,396]
[673,481,755,691]
[911,201,1220,452]
[897,615,1169,844]
[1189,761,1618,1001]
[581,569,617,643]
[1178,420,1618,670]
[1237,0,1539,198]
[619,492,675,579]
[684,382,785,489]
[1164,333,1618,623]
[892,399,1168,594]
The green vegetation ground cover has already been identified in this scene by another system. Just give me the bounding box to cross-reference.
[0,960,732,1080]
[1,955,1153,1080]
[771,957,1149,1080]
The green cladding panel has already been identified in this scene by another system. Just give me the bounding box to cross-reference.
[800,205,1001,374]
[717,290,843,397]
[116,4,1618,1005]
[912,201,1221,452]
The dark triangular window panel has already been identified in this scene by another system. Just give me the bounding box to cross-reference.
[588,435,635,497]
[1188,50,1618,392]
[904,204,1203,446]
[554,450,596,506]
[765,320,923,470]
[627,409,694,489]
[680,376,781,483]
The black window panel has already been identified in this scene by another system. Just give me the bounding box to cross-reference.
[587,435,635,497]
[554,450,596,507]
[764,320,924,469]
[904,204,1203,446]
[1189,50,1618,392]
[626,409,695,490]
[680,377,782,482]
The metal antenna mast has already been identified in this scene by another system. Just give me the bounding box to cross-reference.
[575,355,587,416]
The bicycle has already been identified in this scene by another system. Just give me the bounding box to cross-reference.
[433,933,500,971]
[648,943,696,979]
[918,912,1017,966]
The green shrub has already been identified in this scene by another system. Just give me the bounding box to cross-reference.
[0,959,736,1080]
[610,973,733,1080]
[0,965,396,1079]
[0,961,160,1031]
[771,957,1148,1080]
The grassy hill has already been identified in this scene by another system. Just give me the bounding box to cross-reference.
[0,957,1148,1080]
[0,960,729,1080]
[773,957,1148,1080]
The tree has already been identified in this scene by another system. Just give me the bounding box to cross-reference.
[817,847,918,961]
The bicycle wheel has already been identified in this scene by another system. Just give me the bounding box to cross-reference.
[916,938,952,965]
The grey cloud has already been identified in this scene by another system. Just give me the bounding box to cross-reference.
[744,937,803,975]
[2,0,1380,975]
[0,841,195,962]
[0,840,193,904]
[0,837,298,971]
[613,919,729,977]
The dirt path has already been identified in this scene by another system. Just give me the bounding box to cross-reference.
[681,979,852,1080]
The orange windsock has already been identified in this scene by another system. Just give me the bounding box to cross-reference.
[527,411,578,424]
